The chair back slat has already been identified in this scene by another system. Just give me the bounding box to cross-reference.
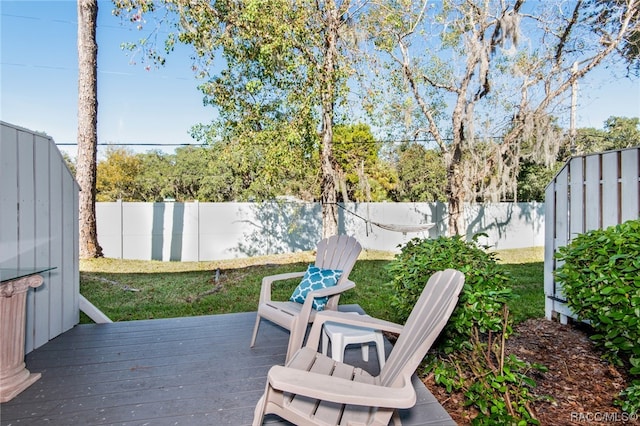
[315,235,362,277]
[315,235,362,312]
[380,269,464,388]
[308,235,362,311]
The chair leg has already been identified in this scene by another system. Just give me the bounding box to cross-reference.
[361,342,370,362]
[322,328,329,356]
[334,334,345,363]
[252,394,266,426]
[250,314,262,347]
[391,409,402,425]
[375,332,386,369]
[286,317,307,363]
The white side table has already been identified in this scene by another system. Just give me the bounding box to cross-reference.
[322,314,386,370]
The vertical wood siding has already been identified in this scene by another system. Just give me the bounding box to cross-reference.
[545,147,640,323]
[0,121,79,353]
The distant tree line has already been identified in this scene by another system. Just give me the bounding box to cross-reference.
[64,117,639,204]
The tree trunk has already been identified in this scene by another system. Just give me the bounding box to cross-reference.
[77,0,103,258]
[321,125,338,238]
[446,88,469,237]
[320,5,339,239]
[446,142,465,236]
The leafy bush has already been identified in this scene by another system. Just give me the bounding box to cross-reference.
[554,218,640,414]
[387,235,513,351]
[387,236,543,424]
[619,380,640,415]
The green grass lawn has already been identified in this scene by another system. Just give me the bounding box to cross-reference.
[79,247,544,324]
[491,246,545,323]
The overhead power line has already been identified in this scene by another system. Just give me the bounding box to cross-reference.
[56,142,205,147]
[55,136,508,148]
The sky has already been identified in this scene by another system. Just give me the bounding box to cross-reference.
[1,0,639,160]
[1,0,214,158]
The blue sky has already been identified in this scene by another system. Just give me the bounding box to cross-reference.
[1,0,213,158]
[1,1,639,159]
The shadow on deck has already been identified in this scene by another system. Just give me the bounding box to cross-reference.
[0,307,455,425]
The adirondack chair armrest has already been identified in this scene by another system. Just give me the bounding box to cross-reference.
[267,365,416,409]
[295,279,357,323]
[291,280,358,348]
[259,271,306,302]
[305,310,404,350]
[305,279,355,299]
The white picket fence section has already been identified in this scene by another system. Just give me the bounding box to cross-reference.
[544,147,640,323]
[0,121,80,353]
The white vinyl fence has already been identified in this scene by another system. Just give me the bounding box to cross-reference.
[544,147,640,323]
[96,201,545,261]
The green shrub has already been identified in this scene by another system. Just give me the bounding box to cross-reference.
[554,218,640,414]
[387,235,543,424]
[386,235,513,351]
[619,380,640,415]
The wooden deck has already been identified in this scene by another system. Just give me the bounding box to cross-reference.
[0,307,455,425]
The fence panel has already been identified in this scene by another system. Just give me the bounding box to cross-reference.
[545,147,640,323]
[544,176,557,322]
[96,201,546,261]
[602,151,620,228]
[584,154,602,231]
[569,157,584,237]
[621,149,639,221]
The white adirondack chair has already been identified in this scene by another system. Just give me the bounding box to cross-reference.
[252,268,465,426]
[250,235,362,362]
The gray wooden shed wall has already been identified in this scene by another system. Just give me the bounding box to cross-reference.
[544,147,640,322]
[0,121,80,353]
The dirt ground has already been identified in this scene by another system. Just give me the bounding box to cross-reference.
[424,318,639,425]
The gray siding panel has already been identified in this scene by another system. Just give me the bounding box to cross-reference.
[0,124,19,266]
[0,121,79,354]
[62,167,79,330]
[49,147,64,338]
[34,133,52,349]
[18,130,38,352]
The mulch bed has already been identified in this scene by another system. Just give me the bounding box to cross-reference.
[424,318,638,425]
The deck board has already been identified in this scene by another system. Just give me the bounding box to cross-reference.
[0,307,455,425]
